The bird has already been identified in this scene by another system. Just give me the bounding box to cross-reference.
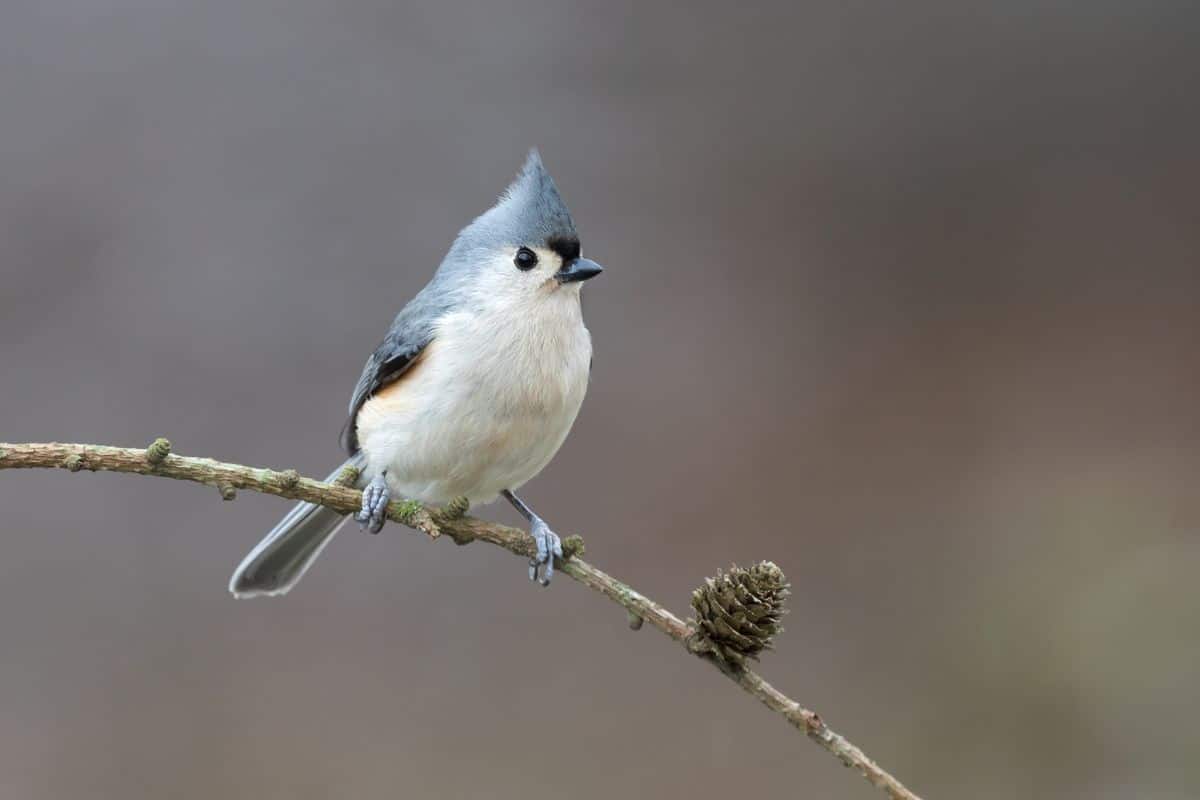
[229,150,603,597]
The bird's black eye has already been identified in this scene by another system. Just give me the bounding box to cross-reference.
[514,247,538,271]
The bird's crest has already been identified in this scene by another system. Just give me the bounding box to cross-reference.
[488,149,577,244]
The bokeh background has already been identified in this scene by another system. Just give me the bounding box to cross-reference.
[2,2,1198,798]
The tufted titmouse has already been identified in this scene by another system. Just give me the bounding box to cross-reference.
[230,151,602,597]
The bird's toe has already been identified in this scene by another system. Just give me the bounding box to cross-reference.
[357,476,390,534]
[528,519,562,586]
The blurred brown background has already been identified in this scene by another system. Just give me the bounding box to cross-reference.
[2,2,1198,798]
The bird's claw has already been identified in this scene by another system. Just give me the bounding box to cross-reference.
[528,518,563,587]
[355,475,390,534]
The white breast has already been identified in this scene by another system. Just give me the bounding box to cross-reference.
[355,287,592,505]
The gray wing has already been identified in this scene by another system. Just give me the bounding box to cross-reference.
[340,283,451,454]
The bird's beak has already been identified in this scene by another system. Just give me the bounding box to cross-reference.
[555,257,604,284]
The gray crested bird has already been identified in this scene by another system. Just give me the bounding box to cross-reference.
[230,150,603,597]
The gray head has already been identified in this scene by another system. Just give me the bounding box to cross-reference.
[435,150,603,307]
[478,149,577,246]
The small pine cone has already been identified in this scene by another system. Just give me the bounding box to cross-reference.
[145,438,171,466]
[690,561,790,668]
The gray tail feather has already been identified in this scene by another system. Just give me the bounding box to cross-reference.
[228,453,367,598]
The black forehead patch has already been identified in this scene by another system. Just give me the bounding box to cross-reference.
[547,235,580,261]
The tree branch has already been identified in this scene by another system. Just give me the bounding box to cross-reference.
[0,441,923,800]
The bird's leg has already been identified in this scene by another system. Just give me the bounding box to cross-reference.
[355,472,390,534]
[502,489,563,587]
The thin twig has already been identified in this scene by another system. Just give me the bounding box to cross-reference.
[0,440,923,800]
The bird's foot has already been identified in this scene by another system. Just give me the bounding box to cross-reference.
[355,474,390,534]
[527,516,563,587]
